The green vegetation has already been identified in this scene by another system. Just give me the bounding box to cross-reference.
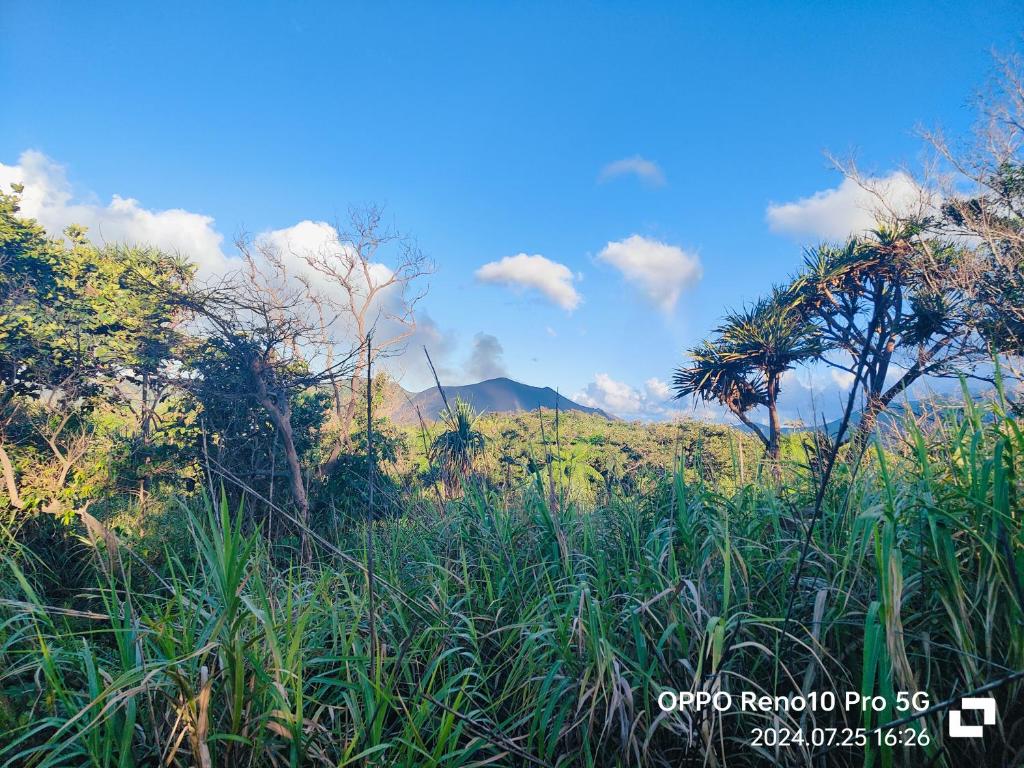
[402,408,762,503]
[1,392,1021,766]
[429,397,487,499]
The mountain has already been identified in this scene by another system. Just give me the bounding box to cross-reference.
[818,398,970,436]
[740,399,964,437]
[387,377,614,425]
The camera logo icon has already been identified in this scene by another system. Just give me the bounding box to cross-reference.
[948,697,996,738]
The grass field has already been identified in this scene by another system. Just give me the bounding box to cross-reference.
[1,389,1021,767]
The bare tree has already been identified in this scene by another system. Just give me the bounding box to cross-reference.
[177,243,358,561]
[924,52,1024,371]
[299,206,433,455]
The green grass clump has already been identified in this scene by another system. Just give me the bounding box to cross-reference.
[1,394,1022,766]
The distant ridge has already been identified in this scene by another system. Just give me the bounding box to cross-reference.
[740,399,963,437]
[388,377,614,425]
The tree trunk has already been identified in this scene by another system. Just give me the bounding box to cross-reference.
[766,375,782,461]
[733,409,769,449]
[766,374,783,482]
[324,339,346,461]
[850,336,951,449]
[339,363,363,449]
[251,360,311,562]
[330,376,344,426]
[264,398,311,563]
[0,443,25,509]
[339,326,369,450]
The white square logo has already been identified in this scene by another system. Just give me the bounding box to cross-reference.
[948,697,996,738]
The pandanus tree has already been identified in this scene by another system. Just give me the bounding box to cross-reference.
[785,222,976,446]
[430,397,486,498]
[673,295,819,461]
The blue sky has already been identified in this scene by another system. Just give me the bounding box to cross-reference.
[1,1,1020,420]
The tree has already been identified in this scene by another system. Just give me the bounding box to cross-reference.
[0,186,191,518]
[673,295,818,461]
[497,427,527,489]
[926,53,1024,364]
[181,336,330,513]
[430,397,486,499]
[112,247,196,504]
[786,221,977,445]
[174,250,357,560]
[298,206,433,454]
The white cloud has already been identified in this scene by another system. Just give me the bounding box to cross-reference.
[766,172,933,240]
[597,235,702,314]
[0,151,399,297]
[256,219,395,298]
[475,253,581,310]
[252,220,444,382]
[545,325,557,338]
[0,150,232,275]
[574,374,683,421]
[830,369,857,390]
[0,150,449,387]
[576,374,643,417]
[645,377,671,400]
[598,155,666,186]
[465,333,508,381]
[256,219,338,262]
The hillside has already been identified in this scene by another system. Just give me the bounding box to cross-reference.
[738,399,967,439]
[393,407,759,497]
[388,377,614,424]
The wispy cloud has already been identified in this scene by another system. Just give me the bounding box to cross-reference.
[475,253,582,310]
[465,332,508,381]
[598,155,666,186]
[597,235,702,314]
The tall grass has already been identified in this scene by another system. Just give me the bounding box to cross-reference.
[1,393,1021,766]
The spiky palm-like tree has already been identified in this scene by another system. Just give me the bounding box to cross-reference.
[673,296,818,460]
[786,223,973,446]
[672,340,766,432]
[430,397,486,498]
